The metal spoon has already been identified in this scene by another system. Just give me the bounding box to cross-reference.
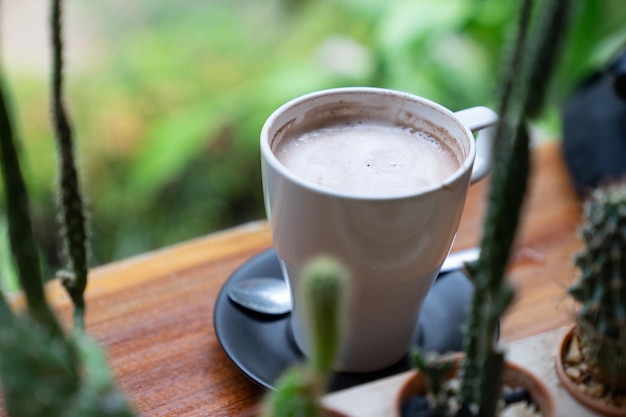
[228,277,292,315]
[228,246,480,315]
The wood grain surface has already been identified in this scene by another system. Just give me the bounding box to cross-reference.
[2,141,583,416]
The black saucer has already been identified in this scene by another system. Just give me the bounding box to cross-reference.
[213,248,474,392]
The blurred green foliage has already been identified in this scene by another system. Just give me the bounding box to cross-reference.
[1,0,625,287]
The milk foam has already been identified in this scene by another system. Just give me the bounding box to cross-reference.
[275,124,459,196]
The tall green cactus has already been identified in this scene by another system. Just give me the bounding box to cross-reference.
[51,0,90,330]
[569,182,626,389]
[0,81,64,338]
[0,1,137,415]
[299,257,349,375]
[0,65,136,417]
[261,257,348,417]
[458,0,573,416]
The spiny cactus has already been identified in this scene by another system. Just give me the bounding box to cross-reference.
[299,257,348,375]
[569,181,626,389]
[457,1,572,416]
[51,0,90,330]
[0,72,136,417]
[0,1,136,415]
[261,257,348,417]
[406,2,573,414]
[409,351,457,416]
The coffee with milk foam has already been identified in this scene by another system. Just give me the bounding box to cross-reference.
[274,122,460,197]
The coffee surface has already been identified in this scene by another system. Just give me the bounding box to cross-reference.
[275,123,460,196]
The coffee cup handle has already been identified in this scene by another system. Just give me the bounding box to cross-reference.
[454,107,498,184]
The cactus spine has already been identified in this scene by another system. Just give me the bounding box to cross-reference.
[569,182,626,389]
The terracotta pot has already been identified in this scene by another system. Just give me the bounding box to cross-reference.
[396,355,557,417]
[555,325,626,417]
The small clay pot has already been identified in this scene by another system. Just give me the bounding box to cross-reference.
[396,354,557,417]
[555,324,626,417]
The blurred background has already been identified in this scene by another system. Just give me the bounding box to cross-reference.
[1,0,625,289]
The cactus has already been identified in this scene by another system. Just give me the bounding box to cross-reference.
[569,181,626,389]
[409,351,457,416]
[51,0,90,330]
[406,1,574,416]
[261,257,348,417]
[0,70,136,417]
[458,1,572,416]
[0,1,137,415]
[298,257,349,375]
[0,80,66,339]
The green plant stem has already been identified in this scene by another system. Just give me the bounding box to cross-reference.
[476,350,505,417]
[460,116,529,409]
[460,1,573,413]
[525,0,573,118]
[51,0,89,330]
[497,0,535,118]
[300,257,348,376]
[0,78,63,337]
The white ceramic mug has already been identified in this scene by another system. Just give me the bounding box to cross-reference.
[260,87,496,373]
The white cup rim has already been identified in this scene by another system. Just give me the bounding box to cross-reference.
[260,87,476,201]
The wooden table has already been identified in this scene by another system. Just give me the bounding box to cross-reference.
[26,141,583,416]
